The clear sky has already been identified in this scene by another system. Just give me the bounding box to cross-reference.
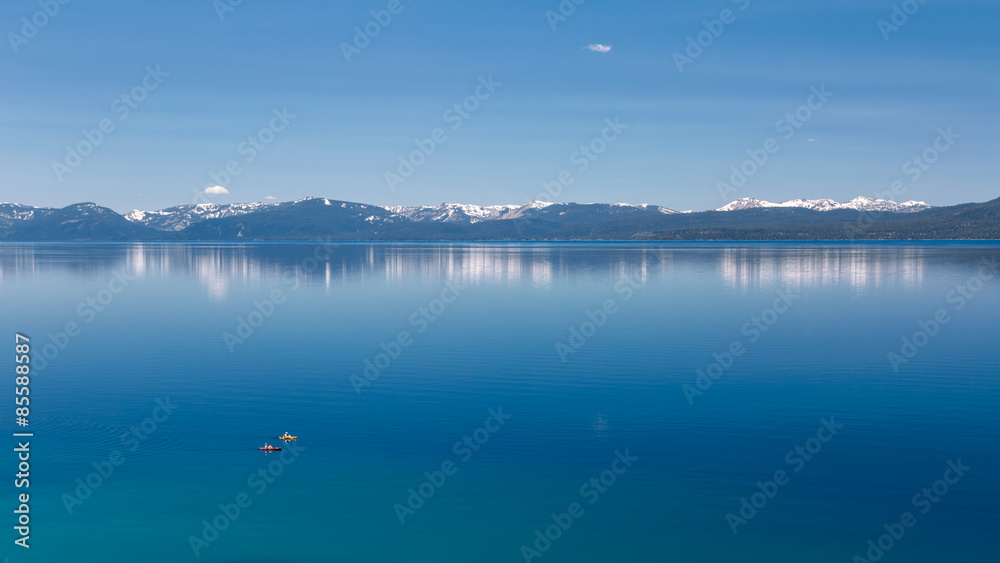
[2,0,998,213]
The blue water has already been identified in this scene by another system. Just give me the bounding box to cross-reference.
[1,242,998,562]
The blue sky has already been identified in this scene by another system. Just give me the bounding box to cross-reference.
[1,0,998,213]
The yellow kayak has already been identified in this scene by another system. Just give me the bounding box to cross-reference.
[279,435,297,441]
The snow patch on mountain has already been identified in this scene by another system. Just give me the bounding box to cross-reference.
[0,203,42,223]
[387,202,538,223]
[385,201,677,223]
[717,197,931,213]
[125,202,278,231]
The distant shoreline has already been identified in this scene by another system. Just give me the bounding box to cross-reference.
[3,240,1000,245]
[3,196,997,242]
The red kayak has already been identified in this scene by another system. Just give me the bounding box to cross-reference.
[259,447,281,451]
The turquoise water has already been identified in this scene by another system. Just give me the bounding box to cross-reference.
[2,242,998,562]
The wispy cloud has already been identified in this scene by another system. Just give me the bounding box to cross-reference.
[586,44,612,53]
[265,195,277,200]
[204,185,230,195]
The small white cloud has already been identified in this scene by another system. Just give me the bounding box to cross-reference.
[265,195,277,200]
[204,185,230,195]
[586,44,612,53]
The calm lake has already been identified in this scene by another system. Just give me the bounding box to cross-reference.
[1,242,998,562]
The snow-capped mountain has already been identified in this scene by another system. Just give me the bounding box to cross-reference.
[2,202,154,240]
[0,203,44,226]
[5,195,1000,241]
[120,197,928,232]
[716,197,931,213]
[123,200,680,230]
[125,202,279,231]
[385,201,677,224]
[386,203,527,223]
[609,202,678,213]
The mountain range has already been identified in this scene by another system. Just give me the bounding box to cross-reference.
[118,197,929,232]
[715,197,931,213]
[0,196,996,241]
